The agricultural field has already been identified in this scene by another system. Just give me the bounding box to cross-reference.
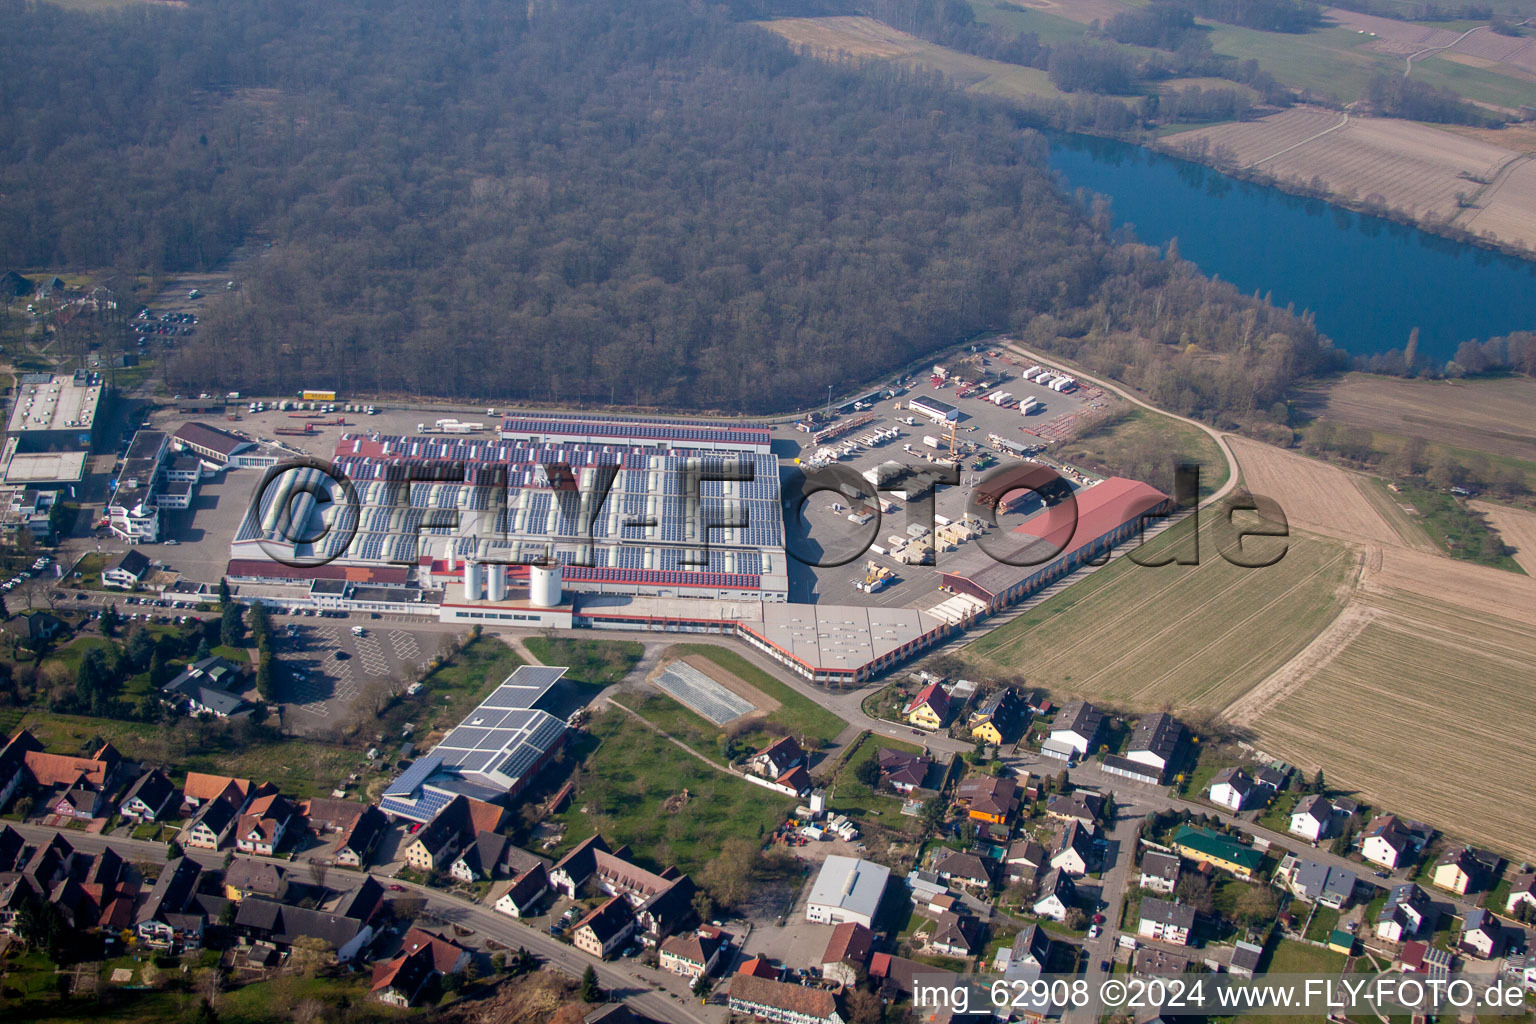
[968,0,1094,44]
[1244,585,1536,861]
[962,511,1355,711]
[1227,434,1420,548]
[1471,499,1536,573]
[997,0,1140,26]
[1307,372,1536,464]
[1167,108,1536,247]
[758,16,1082,101]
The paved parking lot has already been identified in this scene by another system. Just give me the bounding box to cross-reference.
[275,620,436,729]
[783,356,1111,610]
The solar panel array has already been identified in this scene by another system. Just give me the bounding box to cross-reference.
[500,413,770,449]
[238,437,786,593]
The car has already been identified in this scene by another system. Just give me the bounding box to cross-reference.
[1100,961,1110,972]
[1087,925,1101,940]
[387,883,406,892]
[164,539,179,546]
[1093,913,1106,924]
[1375,870,1390,878]
[75,593,87,600]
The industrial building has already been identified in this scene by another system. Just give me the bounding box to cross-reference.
[171,422,255,467]
[905,394,958,424]
[107,430,171,543]
[6,372,102,451]
[805,856,890,928]
[380,666,570,823]
[0,439,87,488]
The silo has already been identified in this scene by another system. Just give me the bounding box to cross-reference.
[463,561,483,600]
[487,563,508,602]
[529,564,563,607]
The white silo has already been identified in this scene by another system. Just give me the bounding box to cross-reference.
[463,561,483,601]
[487,563,508,602]
[445,545,457,572]
[529,564,562,607]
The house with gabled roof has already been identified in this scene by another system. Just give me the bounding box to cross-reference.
[660,926,726,979]
[903,682,950,731]
[103,549,152,589]
[1124,712,1185,777]
[182,772,251,811]
[1032,868,1075,922]
[494,863,550,918]
[819,921,873,987]
[1208,767,1256,811]
[876,748,932,793]
[334,806,388,868]
[136,856,205,949]
[1376,883,1432,942]
[1460,909,1503,959]
[968,689,1018,745]
[1506,872,1536,916]
[1005,840,1046,885]
[934,849,994,892]
[1138,898,1195,945]
[1360,814,1431,870]
[236,792,297,856]
[223,858,285,903]
[1139,850,1181,894]
[370,927,469,1007]
[1050,820,1093,877]
[930,910,982,957]
[954,775,1018,825]
[1048,700,1103,756]
[728,974,845,1024]
[748,736,805,780]
[183,793,242,850]
[1432,846,1500,895]
[120,768,178,822]
[1046,792,1102,830]
[573,895,637,960]
[450,830,512,883]
[1289,794,1336,841]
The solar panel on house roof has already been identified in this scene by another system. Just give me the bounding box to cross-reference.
[385,753,443,796]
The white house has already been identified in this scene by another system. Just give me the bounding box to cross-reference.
[1208,767,1256,811]
[1137,898,1195,946]
[1032,869,1075,922]
[1289,794,1335,841]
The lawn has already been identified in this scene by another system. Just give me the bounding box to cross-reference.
[553,707,792,876]
[1304,904,1341,943]
[523,636,643,686]
[395,634,525,739]
[823,732,925,824]
[1058,406,1230,502]
[668,644,847,747]
[16,709,365,800]
[1393,482,1524,573]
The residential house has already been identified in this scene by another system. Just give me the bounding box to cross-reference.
[930,911,982,957]
[183,794,243,850]
[236,792,297,856]
[450,831,511,883]
[0,824,26,872]
[1361,815,1431,870]
[120,768,178,822]
[1047,700,1103,756]
[233,898,375,962]
[53,783,109,820]
[1399,940,1453,979]
[1046,792,1102,831]
[1288,794,1336,842]
[300,797,368,835]
[1172,826,1263,880]
[819,921,873,987]
[585,1005,641,1024]
[162,656,251,719]
[954,775,1019,825]
[1135,947,1193,978]
[1376,883,1432,942]
[1506,873,1536,916]
[1460,909,1503,959]
[1138,898,1196,945]
[1123,713,1185,780]
[136,856,205,949]
[968,689,1017,745]
[876,748,932,794]
[103,549,151,589]
[334,806,389,869]
[905,869,946,907]
[934,850,994,893]
[26,612,65,645]
[16,735,123,808]
[182,772,250,811]
[748,736,805,780]
[737,957,782,981]
[550,834,610,898]
[728,974,845,1024]
[573,895,637,959]
[903,682,950,731]
[1032,868,1075,922]
[661,927,726,980]
[223,858,286,902]
[867,953,935,1001]
[1279,855,1358,909]
[1050,820,1093,877]
[1139,851,1181,894]
[1005,840,1046,885]
[399,794,492,871]
[494,863,551,918]
[994,923,1052,985]
[1432,846,1500,895]
[370,928,469,1008]
[1208,767,1256,812]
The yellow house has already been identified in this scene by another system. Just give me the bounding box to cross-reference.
[1172,826,1264,881]
[971,718,1003,745]
[904,682,950,731]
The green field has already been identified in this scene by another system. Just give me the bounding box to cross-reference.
[824,732,926,823]
[523,636,643,686]
[1058,406,1231,502]
[968,0,1093,45]
[1395,482,1524,572]
[963,512,1352,713]
[668,643,848,747]
[553,708,792,875]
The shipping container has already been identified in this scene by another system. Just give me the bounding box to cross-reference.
[301,389,337,402]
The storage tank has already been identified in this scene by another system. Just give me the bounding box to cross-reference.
[529,564,562,607]
[487,563,508,602]
[463,561,483,600]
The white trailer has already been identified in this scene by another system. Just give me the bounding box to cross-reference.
[1019,397,1039,415]
[992,391,1012,405]
[922,435,942,449]
[1022,365,1043,380]
[1050,377,1075,392]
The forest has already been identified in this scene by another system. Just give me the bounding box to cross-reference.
[0,0,1335,420]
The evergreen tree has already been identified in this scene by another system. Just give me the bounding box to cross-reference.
[579,965,603,1003]
[218,578,231,607]
[220,603,243,648]
[101,603,120,636]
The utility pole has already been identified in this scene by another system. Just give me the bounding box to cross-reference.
[824,385,833,421]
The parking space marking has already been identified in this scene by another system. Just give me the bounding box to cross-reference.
[389,630,420,661]
[355,633,390,676]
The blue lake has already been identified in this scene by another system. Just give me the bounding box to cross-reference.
[1047,132,1536,364]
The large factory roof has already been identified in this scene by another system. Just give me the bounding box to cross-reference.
[499,412,771,452]
[6,372,102,436]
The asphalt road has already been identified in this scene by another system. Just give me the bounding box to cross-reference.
[12,822,723,1024]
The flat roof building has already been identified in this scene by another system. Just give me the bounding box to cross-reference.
[1,438,87,487]
[172,422,254,466]
[6,372,102,451]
